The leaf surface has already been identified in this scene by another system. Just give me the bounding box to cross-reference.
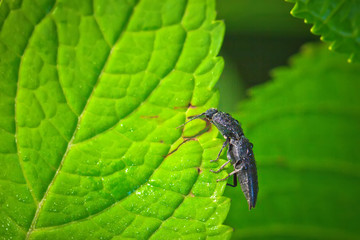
[0,0,232,239]
[225,43,360,239]
[287,0,360,62]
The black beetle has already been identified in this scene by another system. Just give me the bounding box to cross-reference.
[179,108,258,209]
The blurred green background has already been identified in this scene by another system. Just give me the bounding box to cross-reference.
[217,0,316,112]
[215,1,360,239]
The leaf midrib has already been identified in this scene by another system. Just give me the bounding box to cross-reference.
[24,2,138,237]
[14,0,59,210]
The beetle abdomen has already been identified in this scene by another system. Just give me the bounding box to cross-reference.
[237,161,258,209]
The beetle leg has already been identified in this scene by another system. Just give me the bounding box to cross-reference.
[226,174,238,187]
[210,138,230,162]
[216,168,242,182]
[210,160,231,173]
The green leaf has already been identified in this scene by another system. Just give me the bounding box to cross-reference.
[287,0,360,62]
[225,43,360,239]
[0,0,232,239]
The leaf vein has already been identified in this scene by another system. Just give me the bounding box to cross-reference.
[25,0,139,237]
[14,0,58,220]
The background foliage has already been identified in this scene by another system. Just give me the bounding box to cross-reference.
[288,0,360,62]
[217,0,360,239]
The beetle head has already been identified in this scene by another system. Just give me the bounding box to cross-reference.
[205,108,218,119]
[177,108,218,128]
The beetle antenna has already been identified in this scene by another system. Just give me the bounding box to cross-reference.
[176,113,205,128]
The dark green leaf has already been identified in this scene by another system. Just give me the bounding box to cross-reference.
[287,0,360,62]
[225,43,360,240]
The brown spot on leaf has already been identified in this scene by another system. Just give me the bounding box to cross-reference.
[140,115,159,119]
[188,103,196,108]
[163,138,197,158]
[183,119,212,138]
[174,103,197,110]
